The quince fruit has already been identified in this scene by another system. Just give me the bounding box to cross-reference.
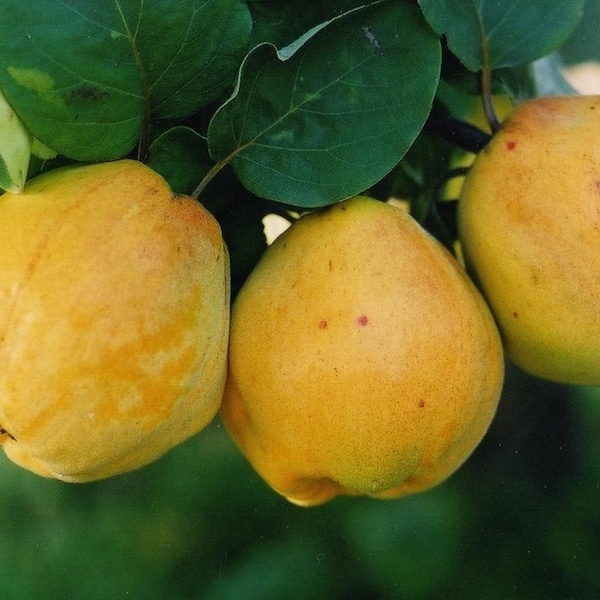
[220,196,503,506]
[0,159,229,481]
[458,95,600,385]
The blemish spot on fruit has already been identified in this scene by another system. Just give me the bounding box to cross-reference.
[318,320,328,329]
[506,141,516,150]
[418,400,425,408]
[357,315,369,326]
[513,311,519,318]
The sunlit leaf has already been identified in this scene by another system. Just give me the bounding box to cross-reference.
[30,138,58,161]
[0,0,251,161]
[207,1,441,207]
[0,88,31,193]
[418,0,584,72]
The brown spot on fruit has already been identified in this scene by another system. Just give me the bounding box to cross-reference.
[357,315,369,326]
[506,141,516,150]
[318,320,328,329]
[418,400,425,408]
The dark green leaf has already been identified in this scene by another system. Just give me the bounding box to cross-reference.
[207,1,441,208]
[419,0,584,71]
[146,127,212,195]
[246,0,381,49]
[0,0,251,161]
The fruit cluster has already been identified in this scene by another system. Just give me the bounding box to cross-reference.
[0,95,598,506]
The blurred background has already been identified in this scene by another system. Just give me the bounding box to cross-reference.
[2,3,600,599]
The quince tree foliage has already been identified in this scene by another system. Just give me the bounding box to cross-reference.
[0,0,583,293]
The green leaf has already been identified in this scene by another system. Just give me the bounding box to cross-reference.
[30,138,58,161]
[0,0,251,162]
[419,0,584,72]
[146,127,212,195]
[207,1,441,208]
[246,0,381,49]
[0,87,31,193]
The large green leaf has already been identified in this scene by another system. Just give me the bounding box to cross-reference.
[0,0,251,161]
[206,1,441,207]
[419,0,584,72]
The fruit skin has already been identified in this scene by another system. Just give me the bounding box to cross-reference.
[458,95,600,385]
[0,159,230,481]
[220,196,503,506]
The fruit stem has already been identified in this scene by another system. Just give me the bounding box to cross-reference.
[482,69,501,134]
[481,37,501,134]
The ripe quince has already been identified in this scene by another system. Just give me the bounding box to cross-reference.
[0,159,230,481]
[458,95,600,385]
[220,196,503,506]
